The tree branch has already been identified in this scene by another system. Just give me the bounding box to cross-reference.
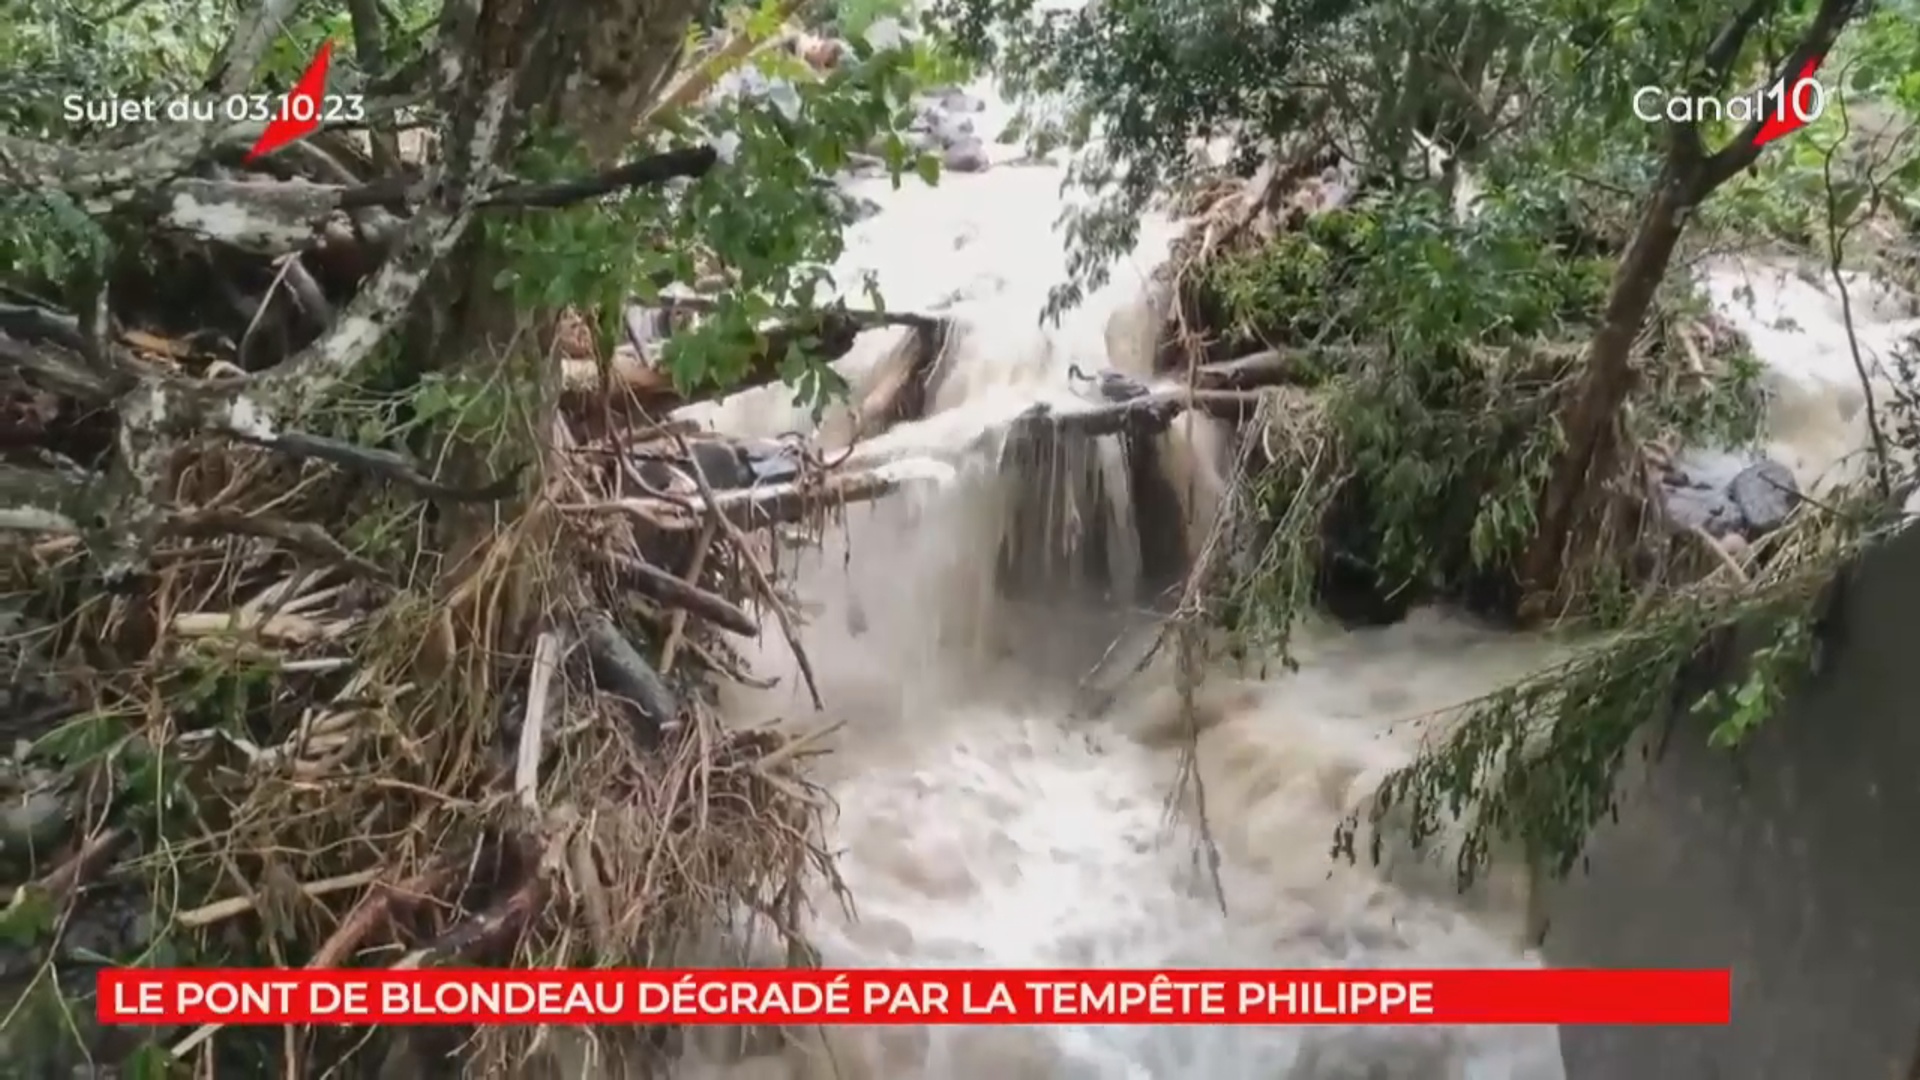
[478,145,718,207]
[207,0,310,96]
[162,507,390,579]
[1701,0,1863,190]
[0,333,127,403]
[226,429,522,501]
[0,301,89,356]
[249,201,473,407]
[132,123,709,267]
[0,123,267,205]
[1700,0,1778,84]
[345,0,402,173]
[156,177,350,254]
[0,89,407,203]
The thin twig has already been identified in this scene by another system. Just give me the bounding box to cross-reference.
[675,434,824,710]
[175,868,384,928]
[1818,91,1893,496]
[1687,523,1750,584]
[237,252,303,367]
[660,517,719,674]
[171,861,458,1060]
[515,631,563,811]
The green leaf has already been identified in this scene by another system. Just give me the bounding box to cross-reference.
[914,152,941,186]
[0,889,56,947]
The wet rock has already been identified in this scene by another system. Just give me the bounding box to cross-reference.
[1657,451,1800,540]
[926,86,986,113]
[912,106,975,147]
[942,136,990,174]
[1728,460,1799,534]
[1662,483,1744,538]
[938,113,975,139]
[740,439,799,484]
[0,790,69,860]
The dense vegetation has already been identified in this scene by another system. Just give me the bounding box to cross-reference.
[2,0,949,1072]
[3,0,1919,1072]
[926,0,1920,891]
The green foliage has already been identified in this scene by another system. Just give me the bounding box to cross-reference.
[0,191,111,293]
[1704,14,1920,255]
[1222,192,1595,582]
[0,0,226,289]
[923,0,1899,893]
[1844,0,1920,115]
[0,0,228,136]
[831,0,913,38]
[1332,499,1872,890]
[1692,609,1818,748]
[1207,184,1765,659]
[935,0,1913,315]
[493,26,946,412]
[933,0,1361,318]
[0,0,944,414]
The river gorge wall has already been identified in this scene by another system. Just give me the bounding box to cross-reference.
[1544,520,1920,1079]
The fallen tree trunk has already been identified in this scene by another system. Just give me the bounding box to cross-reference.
[573,379,1266,537]
[620,457,957,531]
[1003,387,1263,442]
[1192,349,1315,391]
[560,305,948,410]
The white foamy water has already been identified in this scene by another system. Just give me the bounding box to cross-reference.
[1698,256,1920,494]
[663,65,1913,1080]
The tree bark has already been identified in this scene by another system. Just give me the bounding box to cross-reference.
[1521,168,1697,604]
[1520,0,1864,611]
[413,0,706,571]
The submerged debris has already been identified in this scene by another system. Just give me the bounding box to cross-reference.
[0,293,956,1072]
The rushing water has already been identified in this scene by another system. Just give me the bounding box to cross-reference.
[659,67,1916,1080]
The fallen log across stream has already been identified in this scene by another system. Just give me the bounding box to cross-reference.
[559,301,950,412]
[609,457,961,531]
[603,384,1269,534]
[1001,387,1266,442]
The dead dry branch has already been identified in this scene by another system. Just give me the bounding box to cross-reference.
[0,306,954,1074]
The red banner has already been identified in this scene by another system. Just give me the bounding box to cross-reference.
[97,968,1730,1026]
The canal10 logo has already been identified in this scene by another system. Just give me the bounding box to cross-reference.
[1632,58,1830,148]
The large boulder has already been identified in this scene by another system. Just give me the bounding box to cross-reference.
[1658,451,1801,540]
[1727,460,1799,535]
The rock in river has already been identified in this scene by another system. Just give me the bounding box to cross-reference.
[943,136,990,173]
[1658,451,1801,540]
[1727,460,1799,535]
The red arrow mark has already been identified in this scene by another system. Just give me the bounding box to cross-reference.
[1752,56,1825,148]
[246,41,334,161]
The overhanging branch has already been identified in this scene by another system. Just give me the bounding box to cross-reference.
[207,0,310,96]
[1701,0,1863,190]
[0,93,406,204]
[154,145,721,254]
[478,145,718,207]
[226,428,522,501]
[248,201,471,407]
